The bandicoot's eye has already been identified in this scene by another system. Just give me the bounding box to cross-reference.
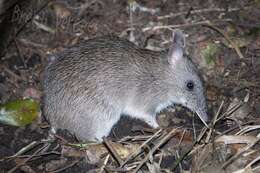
[186,80,194,91]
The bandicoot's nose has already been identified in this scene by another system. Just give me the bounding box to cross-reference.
[196,109,209,128]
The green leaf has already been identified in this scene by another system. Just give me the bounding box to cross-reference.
[0,99,40,127]
[201,43,219,66]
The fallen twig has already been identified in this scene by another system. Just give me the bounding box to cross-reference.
[205,100,225,143]
[236,125,260,135]
[99,154,110,173]
[221,138,260,169]
[142,19,232,32]
[103,138,123,166]
[158,7,243,20]
[33,20,55,34]
[120,129,162,167]
[2,65,26,82]
[246,155,260,171]
[133,128,177,173]
[6,141,39,159]
[203,21,245,59]
[216,101,243,122]
[7,143,49,173]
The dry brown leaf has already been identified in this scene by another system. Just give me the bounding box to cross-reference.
[64,142,141,161]
[192,134,260,173]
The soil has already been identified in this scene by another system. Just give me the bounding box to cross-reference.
[0,0,259,172]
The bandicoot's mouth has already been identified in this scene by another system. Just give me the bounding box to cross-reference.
[177,101,209,127]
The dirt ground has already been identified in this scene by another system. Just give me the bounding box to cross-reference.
[0,0,259,172]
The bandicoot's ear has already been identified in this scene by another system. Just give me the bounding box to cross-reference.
[168,30,185,66]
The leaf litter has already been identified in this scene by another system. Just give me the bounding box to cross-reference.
[0,0,259,172]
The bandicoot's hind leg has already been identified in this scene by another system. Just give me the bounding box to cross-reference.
[76,110,122,142]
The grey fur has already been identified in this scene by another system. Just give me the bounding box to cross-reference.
[43,30,208,141]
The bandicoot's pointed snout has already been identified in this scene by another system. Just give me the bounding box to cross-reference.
[195,109,210,128]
